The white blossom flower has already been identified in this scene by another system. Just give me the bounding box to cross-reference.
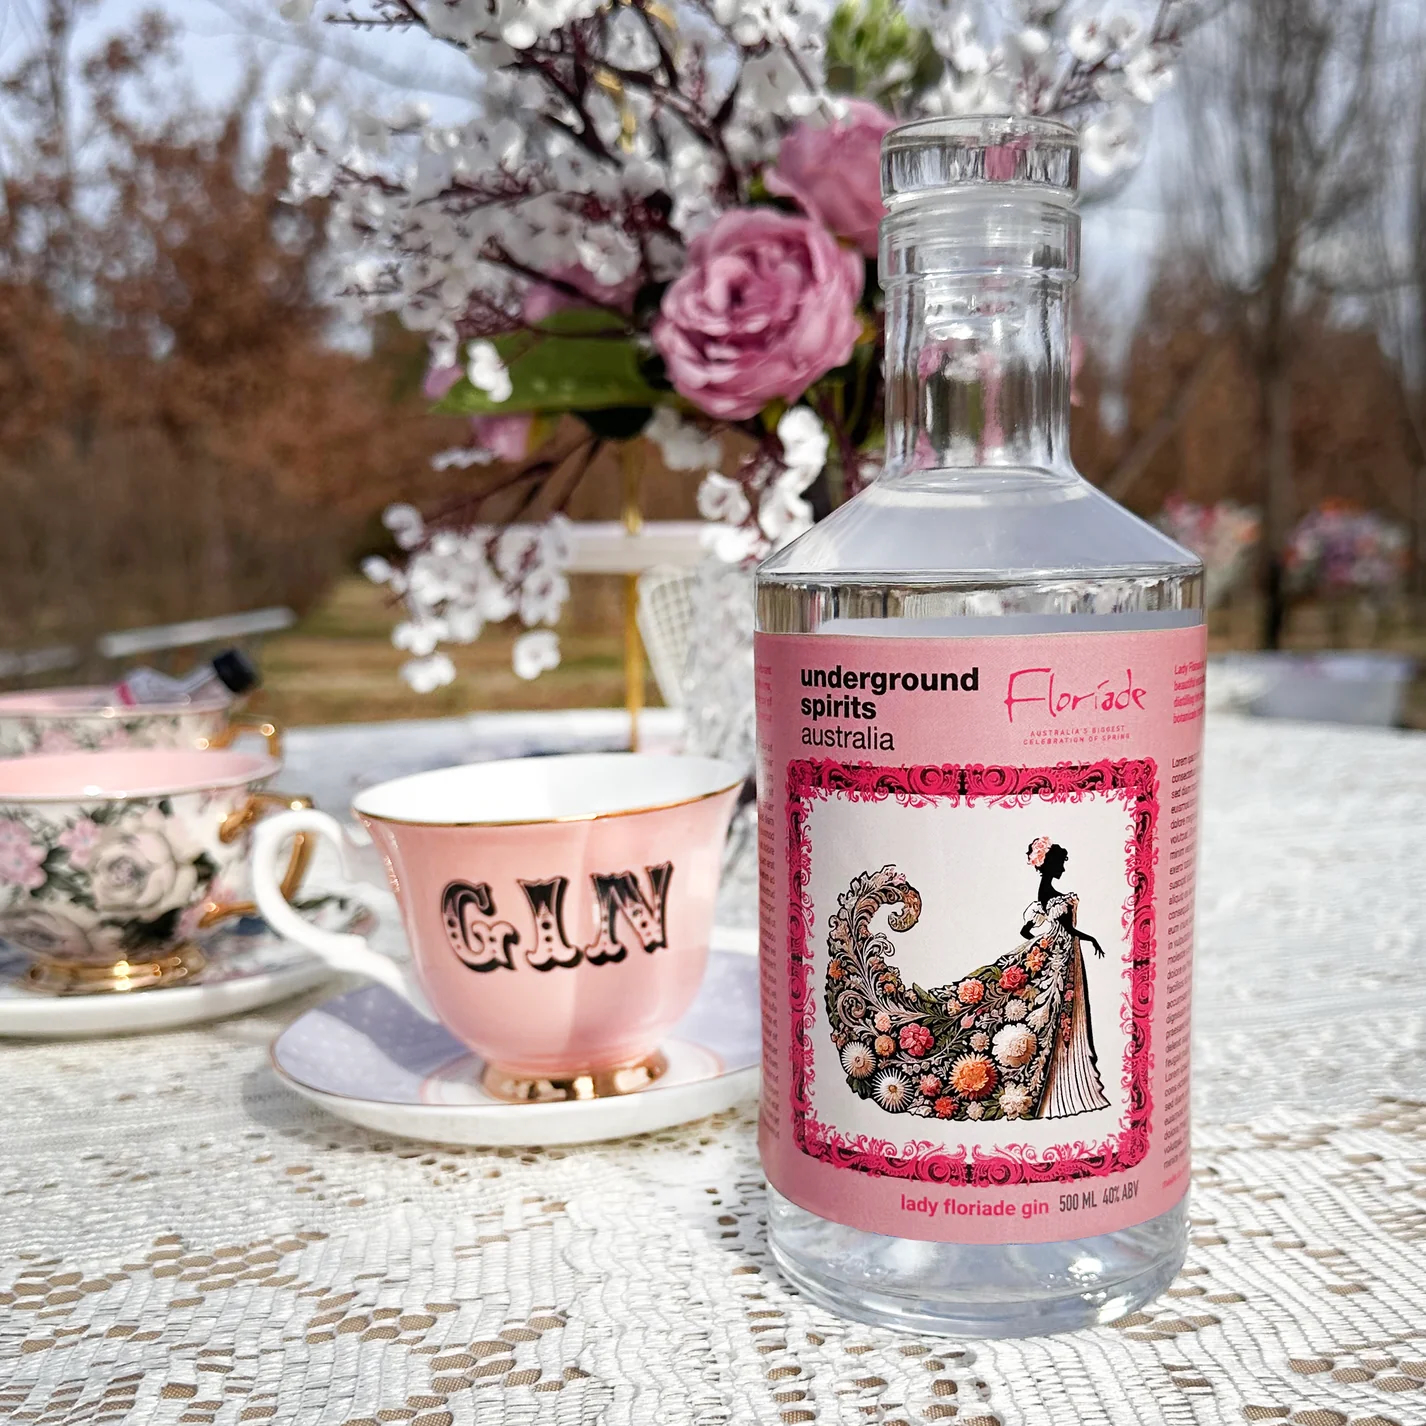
[1028,1003,1052,1030]
[757,480,814,547]
[392,620,441,657]
[361,556,395,585]
[431,445,495,470]
[645,408,723,472]
[466,341,513,403]
[494,526,537,581]
[519,567,569,627]
[1003,996,1028,1022]
[702,521,766,564]
[400,653,456,693]
[267,92,316,145]
[697,473,751,525]
[776,406,828,485]
[382,503,425,551]
[1082,104,1145,177]
[965,1100,985,1120]
[1067,17,1109,64]
[841,1042,876,1079]
[513,629,561,680]
[1123,45,1174,104]
[945,12,990,73]
[279,0,315,22]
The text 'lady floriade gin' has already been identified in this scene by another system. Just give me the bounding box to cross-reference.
[754,117,1206,1336]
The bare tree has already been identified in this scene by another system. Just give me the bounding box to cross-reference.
[1362,27,1426,597]
[1176,0,1388,646]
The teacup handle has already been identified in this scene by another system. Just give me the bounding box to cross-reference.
[251,808,435,1018]
[199,713,284,761]
[198,792,314,930]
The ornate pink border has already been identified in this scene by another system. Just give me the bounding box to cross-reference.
[785,757,1159,1186]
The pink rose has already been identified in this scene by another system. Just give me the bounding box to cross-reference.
[766,102,896,257]
[471,415,532,462]
[652,208,863,421]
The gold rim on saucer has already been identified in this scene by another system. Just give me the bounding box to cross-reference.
[24,944,208,996]
[481,1049,669,1104]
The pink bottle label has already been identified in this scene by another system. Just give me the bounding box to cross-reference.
[755,626,1206,1244]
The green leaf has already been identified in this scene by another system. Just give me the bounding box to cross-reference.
[434,309,665,416]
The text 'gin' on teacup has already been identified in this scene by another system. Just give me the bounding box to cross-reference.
[0,687,282,760]
[0,748,313,994]
[251,753,742,1102]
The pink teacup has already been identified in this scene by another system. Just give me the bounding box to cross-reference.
[251,753,742,1101]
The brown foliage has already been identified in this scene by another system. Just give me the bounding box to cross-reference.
[1074,267,1416,540]
[0,3,461,659]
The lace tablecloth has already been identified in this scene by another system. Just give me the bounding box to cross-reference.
[2,713,1424,1426]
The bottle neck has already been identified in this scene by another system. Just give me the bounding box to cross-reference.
[877,194,1080,485]
[883,271,1073,481]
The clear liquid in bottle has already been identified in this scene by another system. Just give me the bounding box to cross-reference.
[754,117,1205,1337]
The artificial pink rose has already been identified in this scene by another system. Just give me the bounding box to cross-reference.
[766,102,896,256]
[471,415,533,462]
[653,208,863,421]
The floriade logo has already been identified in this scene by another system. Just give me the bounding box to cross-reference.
[441,864,672,973]
[1004,667,1148,723]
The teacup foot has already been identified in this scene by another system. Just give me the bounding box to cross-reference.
[482,1049,669,1104]
[25,944,208,996]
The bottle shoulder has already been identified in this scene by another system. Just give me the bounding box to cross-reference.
[758,469,1201,585]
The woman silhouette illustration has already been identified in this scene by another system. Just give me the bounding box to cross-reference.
[1019,837,1110,1117]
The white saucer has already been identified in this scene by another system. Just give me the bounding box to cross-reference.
[0,901,364,1038]
[271,946,761,1146]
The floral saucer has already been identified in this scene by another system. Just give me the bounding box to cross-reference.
[271,946,760,1146]
[0,898,368,1038]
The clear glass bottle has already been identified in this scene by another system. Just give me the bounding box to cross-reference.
[755,117,1204,1337]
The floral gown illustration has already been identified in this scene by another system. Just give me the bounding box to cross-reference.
[825,840,1111,1122]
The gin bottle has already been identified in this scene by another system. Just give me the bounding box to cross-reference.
[754,117,1206,1336]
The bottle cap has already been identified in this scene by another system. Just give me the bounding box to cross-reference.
[211,648,260,696]
[882,115,1079,208]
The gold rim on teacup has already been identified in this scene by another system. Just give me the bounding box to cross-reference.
[355,775,746,828]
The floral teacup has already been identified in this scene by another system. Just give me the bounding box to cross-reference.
[0,748,311,994]
[0,687,281,760]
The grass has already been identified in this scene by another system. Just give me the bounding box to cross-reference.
[248,574,655,727]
